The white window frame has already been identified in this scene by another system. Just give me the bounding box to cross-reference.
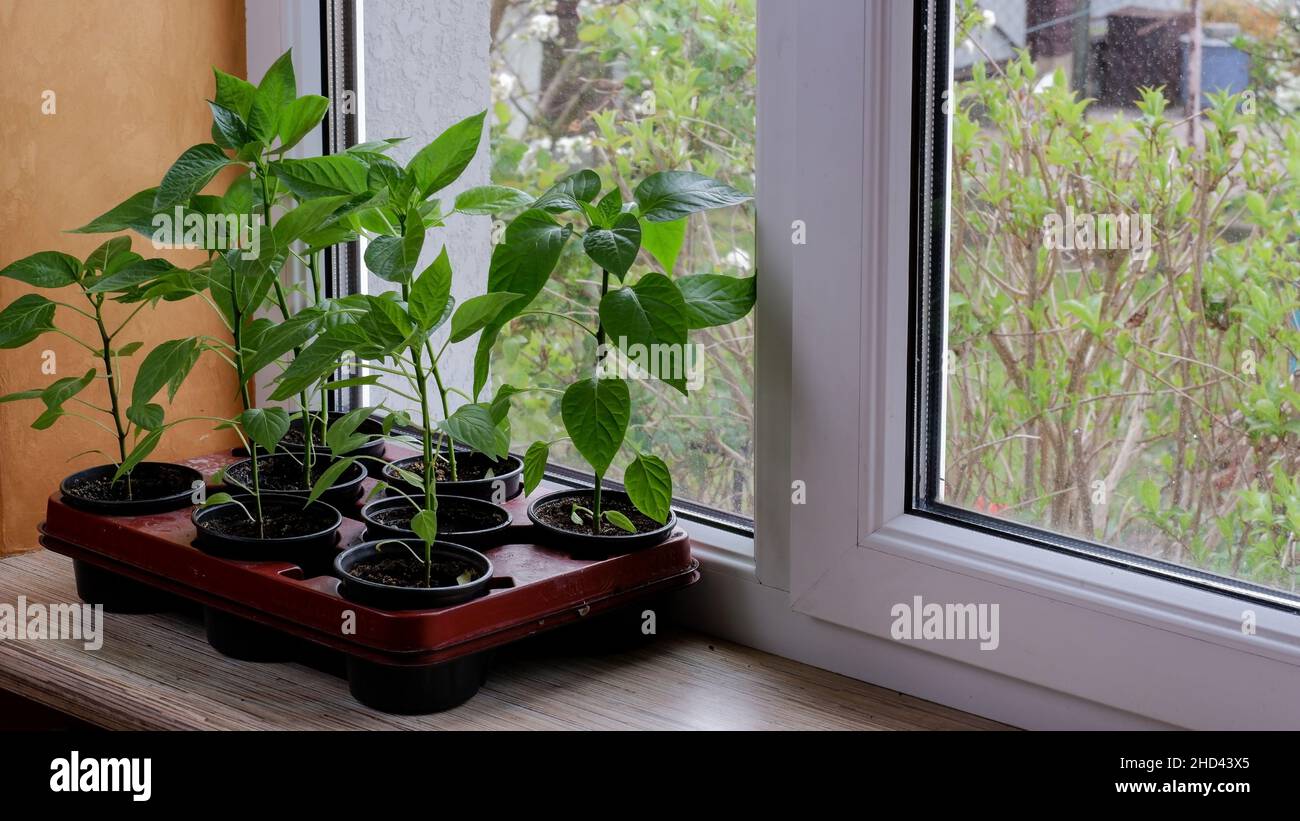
[776,0,1300,729]
[248,0,1300,728]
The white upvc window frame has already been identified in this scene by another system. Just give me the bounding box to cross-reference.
[247,0,1300,728]
[776,0,1300,729]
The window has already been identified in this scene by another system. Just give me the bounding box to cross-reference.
[916,0,1300,604]
[486,0,757,520]
[342,0,757,524]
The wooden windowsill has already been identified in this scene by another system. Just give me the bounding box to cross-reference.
[0,551,1009,730]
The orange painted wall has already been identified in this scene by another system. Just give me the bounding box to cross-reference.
[0,0,247,553]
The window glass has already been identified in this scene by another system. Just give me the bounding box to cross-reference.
[942,0,1300,592]
[488,0,757,518]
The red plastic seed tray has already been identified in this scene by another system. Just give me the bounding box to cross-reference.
[38,451,700,669]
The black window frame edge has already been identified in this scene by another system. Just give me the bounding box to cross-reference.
[316,3,755,540]
[905,0,1300,615]
[320,0,363,417]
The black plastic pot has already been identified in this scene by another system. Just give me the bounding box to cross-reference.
[334,540,494,611]
[222,452,367,514]
[204,607,304,662]
[383,452,524,503]
[192,493,343,575]
[360,495,512,548]
[282,410,386,460]
[347,652,492,714]
[60,462,203,516]
[72,559,184,614]
[527,488,677,554]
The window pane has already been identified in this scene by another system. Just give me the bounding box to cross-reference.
[942,0,1300,592]
[488,0,757,517]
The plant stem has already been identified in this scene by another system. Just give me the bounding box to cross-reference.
[403,283,437,587]
[90,297,128,467]
[591,268,611,533]
[430,357,458,481]
[258,163,315,490]
[230,214,264,536]
[413,353,437,588]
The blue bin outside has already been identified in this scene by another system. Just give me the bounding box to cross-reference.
[1181,36,1250,108]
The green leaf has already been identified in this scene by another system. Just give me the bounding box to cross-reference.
[0,388,43,404]
[409,246,454,332]
[131,337,200,408]
[83,237,134,275]
[154,144,234,210]
[582,212,642,279]
[0,294,56,348]
[677,273,757,328]
[0,251,80,288]
[534,170,602,213]
[598,273,690,393]
[208,100,251,149]
[523,440,549,495]
[633,171,751,223]
[273,195,350,245]
[561,377,630,476]
[86,258,175,294]
[453,185,533,215]
[112,428,163,481]
[247,50,297,142]
[640,216,687,274]
[486,209,572,298]
[270,155,369,199]
[325,406,377,456]
[33,369,96,430]
[239,406,291,453]
[438,403,509,460]
[624,452,672,523]
[1137,479,1160,512]
[450,292,523,343]
[411,508,438,546]
[364,209,425,284]
[407,110,486,197]
[213,67,256,118]
[489,384,522,424]
[473,209,573,396]
[584,189,624,228]
[242,311,321,375]
[126,402,165,430]
[307,456,356,505]
[277,94,330,152]
[69,188,159,235]
[604,510,637,533]
[270,326,366,401]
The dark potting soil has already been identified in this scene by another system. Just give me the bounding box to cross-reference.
[281,416,378,448]
[199,501,338,539]
[370,498,508,533]
[225,455,359,493]
[534,492,663,536]
[348,554,481,588]
[64,463,193,502]
[387,453,509,484]
[280,424,327,448]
